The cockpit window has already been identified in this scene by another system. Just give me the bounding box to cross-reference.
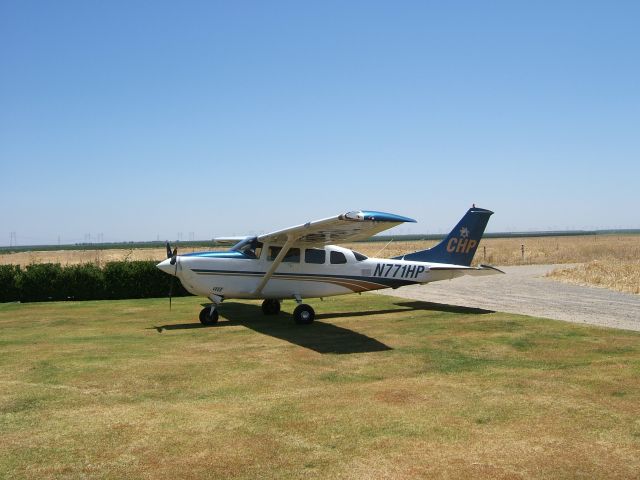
[330,251,347,264]
[352,250,368,261]
[231,237,263,259]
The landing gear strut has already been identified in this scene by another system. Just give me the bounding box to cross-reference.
[261,299,281,315]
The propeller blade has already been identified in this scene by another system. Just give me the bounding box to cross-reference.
[167,246,179,310]
[167,244,178,310]
[169,259,179,310]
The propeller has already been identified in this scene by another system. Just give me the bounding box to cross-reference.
[166,242,178,264]
[166,242,179,310]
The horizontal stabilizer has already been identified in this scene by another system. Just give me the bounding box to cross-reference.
[430,264,505,276]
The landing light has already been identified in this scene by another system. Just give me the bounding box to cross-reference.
[344,211,365,221]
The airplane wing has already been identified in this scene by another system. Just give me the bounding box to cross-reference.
[253,210,415,295]
[213,237,247,246]
[257,210,416,247]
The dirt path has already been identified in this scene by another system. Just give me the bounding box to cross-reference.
[380,264,640,332]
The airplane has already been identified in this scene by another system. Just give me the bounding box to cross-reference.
[157,206,504,325]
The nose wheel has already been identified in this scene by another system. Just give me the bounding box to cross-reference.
[199,306,219,325]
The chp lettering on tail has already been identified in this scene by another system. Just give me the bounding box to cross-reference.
[446,226,478,254]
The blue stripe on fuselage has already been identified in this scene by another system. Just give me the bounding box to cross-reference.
[182,251,248,259]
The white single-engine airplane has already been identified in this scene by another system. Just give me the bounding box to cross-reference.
[157,206,503,325]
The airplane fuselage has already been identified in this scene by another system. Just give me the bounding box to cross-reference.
[157,207,501,324]
[158,244,472,301]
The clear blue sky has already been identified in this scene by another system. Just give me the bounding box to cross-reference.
[2,1,639,245]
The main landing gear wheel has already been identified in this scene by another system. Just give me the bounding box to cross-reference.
[261,299,281,315]
[293,304,315,325]
[199,307,219,325]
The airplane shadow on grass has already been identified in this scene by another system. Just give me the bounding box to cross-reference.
[151,300,494,355]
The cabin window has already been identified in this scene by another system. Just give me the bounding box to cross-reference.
[285,248,300,262]
[330,251,347,264]
[352,251,368,261]
[268,246,301,263]
[305,248,326,264]
[268,247,278,261]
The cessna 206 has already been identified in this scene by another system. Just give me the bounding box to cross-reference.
[157,206,503,325]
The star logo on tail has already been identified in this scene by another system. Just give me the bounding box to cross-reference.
[460,227,469,238]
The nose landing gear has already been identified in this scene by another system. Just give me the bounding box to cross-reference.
[199,305,219,325]
[200,295,223,325]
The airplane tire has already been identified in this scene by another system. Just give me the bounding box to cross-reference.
[261,299,281,315]
[199,307,219,325]
[293,304,315,325]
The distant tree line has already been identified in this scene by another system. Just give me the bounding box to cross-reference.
[0,261,189,303]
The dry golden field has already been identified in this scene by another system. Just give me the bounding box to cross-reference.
[1,235,638,294]
[0,246,223,268]
[549,259,640,295]
[2,235,638,267]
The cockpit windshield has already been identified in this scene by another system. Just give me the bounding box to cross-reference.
[231,236,263,258]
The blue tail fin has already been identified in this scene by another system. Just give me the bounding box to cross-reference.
[394,207,493,266]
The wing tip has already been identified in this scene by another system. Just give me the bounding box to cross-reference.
[360,210,417,223]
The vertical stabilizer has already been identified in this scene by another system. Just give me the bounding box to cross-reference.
[394,207,493,266]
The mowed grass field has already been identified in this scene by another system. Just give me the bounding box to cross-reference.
[2,294,639,479]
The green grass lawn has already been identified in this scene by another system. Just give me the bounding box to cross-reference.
[1,294,639,479]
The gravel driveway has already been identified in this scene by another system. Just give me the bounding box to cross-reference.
[381,264,640,332]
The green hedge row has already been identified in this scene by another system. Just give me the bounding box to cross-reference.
[0,261,190,303]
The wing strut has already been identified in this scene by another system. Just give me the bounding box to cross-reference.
[253,236,296,296]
